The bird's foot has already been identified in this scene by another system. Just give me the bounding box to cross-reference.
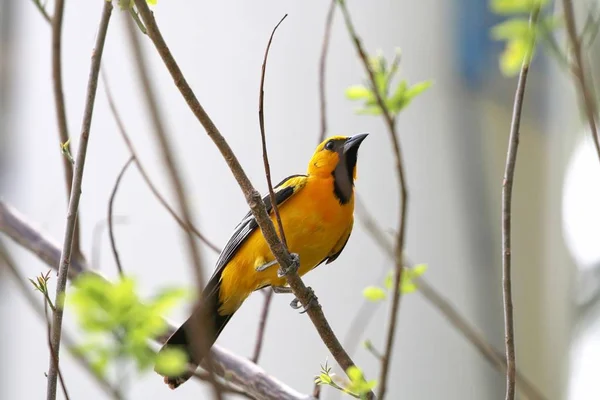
[271,285,293,294]
[277,253,300,278]
[290,286,319,314]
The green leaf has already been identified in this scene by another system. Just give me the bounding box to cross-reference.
[362,286,386,302]
[490,0,548,15]
[345,85,372,100]
[384,264,428,294]
[491,19,532,41]
[499,37,535,76]
[346,366,377,396]
[404,80,433,102]
[318,372,332,385]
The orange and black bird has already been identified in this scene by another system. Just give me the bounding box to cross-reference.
[156,134,368,388]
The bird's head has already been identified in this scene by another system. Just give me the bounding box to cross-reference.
[307,133,368,203]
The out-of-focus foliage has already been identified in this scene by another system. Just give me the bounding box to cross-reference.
[67,273,188,378]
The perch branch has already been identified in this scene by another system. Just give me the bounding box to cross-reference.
[132,2,373,396]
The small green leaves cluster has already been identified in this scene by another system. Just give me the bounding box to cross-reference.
[345,50,432,117]
[29,270,56,311]
[490,0,557,76]
[67,273,188,378]
[315,360,377,399]
[362,264,428,302]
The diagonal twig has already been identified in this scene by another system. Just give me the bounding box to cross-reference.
[131,1,373,395]
[46,3,113,399]
[31,0,52,23]
[100,68,220,255]
[124,14,222,399]
[108,156,134,278]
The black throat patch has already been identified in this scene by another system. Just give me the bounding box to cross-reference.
[332,148,358,204]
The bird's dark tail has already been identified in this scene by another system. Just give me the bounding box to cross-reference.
[155,279,233,389]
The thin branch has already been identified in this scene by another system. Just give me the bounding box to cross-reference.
[337,2,407,398]
[31,0,52,23]
[51,0,82,261]
[259,14,289,248]
[100,68,221,254]
[318,0,336,143]
[0,243,122,399]
[132,1,372,395]
[502,11,540,400]
[0,200,316,400]
[46,3,113,399]
[562,0,600,163]
[251,289,274,364]
[253,15,288,364]
[44,297,71,400]
[124,14,222,399]
[108,157,134,277]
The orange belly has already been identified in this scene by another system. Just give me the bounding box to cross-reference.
[217,175,354,315]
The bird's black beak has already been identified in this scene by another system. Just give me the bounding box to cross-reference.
[343,133,368,154]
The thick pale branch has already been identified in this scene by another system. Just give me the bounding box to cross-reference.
[0,200,316,400]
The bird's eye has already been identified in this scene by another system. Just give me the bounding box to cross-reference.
[324,140,334,151]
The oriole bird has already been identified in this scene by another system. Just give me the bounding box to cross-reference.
[156,134,368,388]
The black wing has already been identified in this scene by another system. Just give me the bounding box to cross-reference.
[201,174,307,297]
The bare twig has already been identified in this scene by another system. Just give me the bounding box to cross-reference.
[51,0,82,261]
[31,0,52,23]
[46,3,113,399]
[252,289,274,364]
[44,298,71,400]
[502,11,539,400]
[356,198,547,400]
[318,0,336,142]
[337,3,407,398]
[108,157,134,277]
[0,201,316,400]
[100,68,221,254]
[124,14,222,399]
[0,243,122,399]
[562,0,600,163]
[250,15,289,365]
[132,2,372,395]
[259,14,289,248]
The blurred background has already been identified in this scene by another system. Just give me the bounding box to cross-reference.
[1,0,599,399]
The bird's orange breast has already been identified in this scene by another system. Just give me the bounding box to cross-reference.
[217,175,354,315]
